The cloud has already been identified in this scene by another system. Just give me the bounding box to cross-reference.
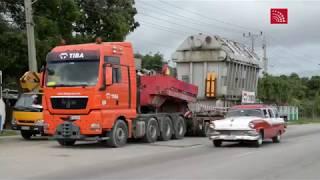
[126,0,320,77]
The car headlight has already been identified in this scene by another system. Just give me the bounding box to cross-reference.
[35,119,45,126]
[248,122,255,129]
[209,123,215,129]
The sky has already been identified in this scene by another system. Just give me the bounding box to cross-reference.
[126,0,320,77]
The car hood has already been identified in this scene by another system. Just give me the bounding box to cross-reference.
[214,116,261,130]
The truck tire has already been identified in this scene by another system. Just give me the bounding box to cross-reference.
[107,120,128,147]
[172,116,186,139]
[213,140,222,147]
[143,117,159,143]
[159,116,173,141]
[21,130,32,140]
[57,139,76,146]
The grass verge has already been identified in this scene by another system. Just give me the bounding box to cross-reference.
[0,130,18,136]
[288,118,320,125]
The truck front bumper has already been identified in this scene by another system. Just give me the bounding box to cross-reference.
[53,121,108,141]
[12,124,44,133]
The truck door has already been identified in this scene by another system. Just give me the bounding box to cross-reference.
[104,56,130,109]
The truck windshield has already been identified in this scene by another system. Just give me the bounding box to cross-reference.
[226,109,263,118]
[14,94,42,110]
[46,60,99,87]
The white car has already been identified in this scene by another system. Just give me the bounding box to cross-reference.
[0,71,5,131]
[208,104,286,147]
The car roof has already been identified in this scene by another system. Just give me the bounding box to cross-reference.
[231,104,272,110]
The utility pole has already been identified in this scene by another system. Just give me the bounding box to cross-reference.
[262,34,268,74]
[243,31,263,53]
[24,0,37,72]
[243,31,268,74]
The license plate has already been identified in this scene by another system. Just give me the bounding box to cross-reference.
[21,126,30,130]
[224,135,235,140]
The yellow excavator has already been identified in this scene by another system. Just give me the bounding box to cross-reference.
[11,71,44,140]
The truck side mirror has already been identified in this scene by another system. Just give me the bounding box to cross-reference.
[105,66,113,86]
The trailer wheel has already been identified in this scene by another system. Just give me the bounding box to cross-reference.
[173,116,186,139]
[107,119,128,147]
[21,130,32,140]
[57,139,76,146]
[143,117,159,143]
[159,116,173,141]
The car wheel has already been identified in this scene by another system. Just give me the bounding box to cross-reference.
[172,116,186,139]
[159,116,173,141]
[57,139,76,146]
[21,130,32,140]
[213,140,222,147]
[107,120,128,147]
[272,132,281,143]
[143,117,159,143]
[254,131,263,147]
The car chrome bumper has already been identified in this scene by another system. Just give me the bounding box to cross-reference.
[209,134,259,141]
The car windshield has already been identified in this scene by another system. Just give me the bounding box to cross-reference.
[46,60,99,87]
[14,94,42,109]
[226,109,263,118]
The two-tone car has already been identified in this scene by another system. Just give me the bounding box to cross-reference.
[208,104,286,147]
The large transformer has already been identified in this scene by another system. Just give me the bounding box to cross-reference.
[173,34,261,108]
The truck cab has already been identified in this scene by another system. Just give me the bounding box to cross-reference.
[0,71,5,132]
[43,42,138,146]
[11,92,44,139]
[42,41,198,147]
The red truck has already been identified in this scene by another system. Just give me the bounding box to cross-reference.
[42,40,198,147]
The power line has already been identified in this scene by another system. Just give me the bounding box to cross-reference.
[157,0,260,32]
[138,2,244,34]
[139,20,191,36]
[138,12,211,35]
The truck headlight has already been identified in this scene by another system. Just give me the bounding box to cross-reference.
[90,123,101,131]
[35,119,45,126]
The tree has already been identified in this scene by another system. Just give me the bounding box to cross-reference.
[74,0,139,41]
[0,0,139,88]
[135,53,164,72]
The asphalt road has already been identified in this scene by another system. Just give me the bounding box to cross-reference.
[1,124,320,180]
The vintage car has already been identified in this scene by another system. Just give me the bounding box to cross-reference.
[208,104,286,147]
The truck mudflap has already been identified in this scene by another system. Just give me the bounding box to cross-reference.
[54,121,82,140]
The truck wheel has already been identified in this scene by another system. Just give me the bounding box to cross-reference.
[213,140,222,147]
[272,132,281,143]
[201,122,210,137]
[254,131,263,147]
[21,130,32,140]
[159,116,173,141]
[173,116,186,139]
[143,117,159,143]
[57,139,76,146]
[107,120,128,147]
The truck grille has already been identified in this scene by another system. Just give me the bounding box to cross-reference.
[51,97,88,109]
[18,120,34,124]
